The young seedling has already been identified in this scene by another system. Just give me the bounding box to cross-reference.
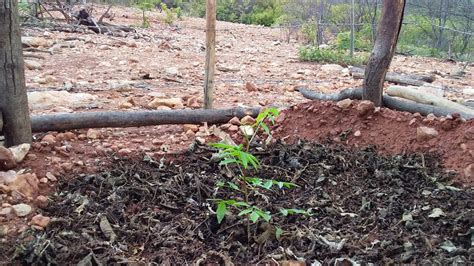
[209,107,312,242]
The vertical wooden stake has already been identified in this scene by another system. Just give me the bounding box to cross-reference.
[204,0,216,109]
[0,0,32,146]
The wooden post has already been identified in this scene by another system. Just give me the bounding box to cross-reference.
[350,0,355,58]
[363,0,406,106]
[0,0,32,146]
[203,0,216,109]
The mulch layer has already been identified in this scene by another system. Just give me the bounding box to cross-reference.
[3,141,473,264]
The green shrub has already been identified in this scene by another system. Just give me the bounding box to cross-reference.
[299,46,368,66]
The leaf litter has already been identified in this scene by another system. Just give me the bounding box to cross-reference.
[3,141,473,264]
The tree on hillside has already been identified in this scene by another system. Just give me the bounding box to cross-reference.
[363,0,406,106]
[0,0,32,146]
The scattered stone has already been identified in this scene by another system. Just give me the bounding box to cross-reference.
[31,214,51,228]
[2,173,39,198]
[165,67,179,76]
[336,99,353,109]
[45,172,57,182]
[354,130,361,137]
[229,125,239,132]
[185,130,195,138]
[28,91,98,110]
[464,164,473,179]
[22,36,51,48]
[186,96,201,108]
[119,101,133,109]
[0,147,17,170]
[148,98,184,109]
[183,124,199,132]
[416,127,439,142]
[321,64,344,73]
[428,208,445,218]
[0,225,8,236]
[245,82,258,92]
[240,115,256,125]
[12,203,33,217]
[42,134,57,145]
[196,137,206,144]
[0,207,12,216]
[356,101,375,117]
[240,125,254,137]
[462,88,474,96]
[86,129,101,139]
[9,143,31,163]
[229,117,241,126]
[117,148,132,157]
[35,195,49,208]
[217,64,240,72]
[24,60,42,70]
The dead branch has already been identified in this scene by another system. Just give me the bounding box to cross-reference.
[350,66,435,86]
[26,107,261,133]
[297,88,474,120]
[98,5,112,24]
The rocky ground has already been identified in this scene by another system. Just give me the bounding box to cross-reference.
[0,4,473,264]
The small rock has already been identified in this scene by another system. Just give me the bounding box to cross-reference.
[186,96,201,108]
[245,82,258,92]
[152,139,164,145]
[462,88,474,95]
[196,137,206,144]
[45,172,57,182]
[426,113,437,121]
[126,40,138,48]
[148,98,184,109]
[35,195,49,208]
[183,124,199,132]
[12,203,32,217]
[428,208,445,218]
[409,118,417,126]
[24,60,42,70]
[354,130,361,137]
[185,130,195,138]
[165,67,179,76]
[31,214,51,228]
[86,129,101,139]
[39,178,48,183]
[229,125,239,132]
[0,207,12,216]
[0,147,17,170]
[229,117,241,126]
[336,99,353,109]
[240,116,256,125]
[220,123,232,130]
[240,125,254,137]
[321,64,344,73]
[0,225,8,236]
[41,134,57,145]
[464,164,473,179]
[356,101,375,117]
[117,148,132,157]
[416,127,439,141]
[9,143,31,163]
[119,101,133,109]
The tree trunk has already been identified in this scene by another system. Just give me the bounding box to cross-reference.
[0,0,32,147]
[363,0,406,106]
[204,0,216,109]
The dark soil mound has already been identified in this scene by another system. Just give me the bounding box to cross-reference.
[273,100,474,186]
[4,142,473,264]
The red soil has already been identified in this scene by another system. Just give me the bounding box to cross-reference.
[273,100,474,187]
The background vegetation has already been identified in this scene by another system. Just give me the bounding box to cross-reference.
[86,0,474,61]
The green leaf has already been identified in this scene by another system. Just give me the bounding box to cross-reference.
[219,158,239,166]
[279,208,289,216]
[262,180,273,189]
[216,180,225,188]
[238,209,253,216]
[276,181,284,189]
[260,123,270,135]
[227,182,240,191]
[216,201,227,224]
[249,211,260,223]
[231,201,250,207]
[256,210,271,222]
[275,226,283,240]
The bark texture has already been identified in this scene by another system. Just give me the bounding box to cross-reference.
[363,0,406,106]
[0,0,32,146]
[28,107,261,132]
[203,0,216,109]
